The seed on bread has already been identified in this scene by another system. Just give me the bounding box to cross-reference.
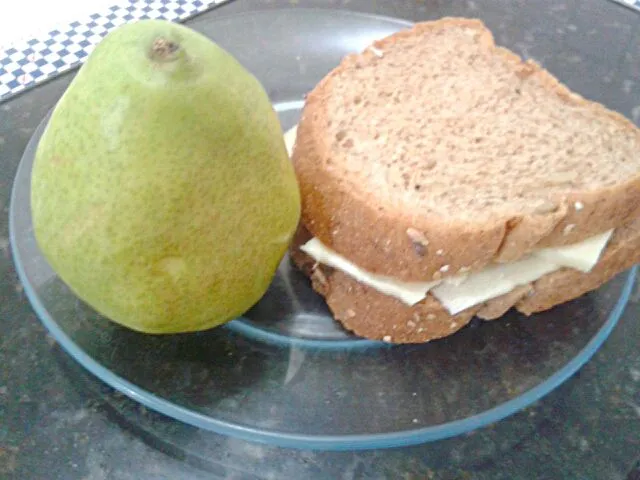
[406,227,429,256]
[533,199,559,214]
[311,267,328,287]
[368,46,384,58]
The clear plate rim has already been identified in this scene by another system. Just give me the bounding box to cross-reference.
[9,7,637,451]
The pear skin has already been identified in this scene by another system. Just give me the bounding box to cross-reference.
[31,20,301,333]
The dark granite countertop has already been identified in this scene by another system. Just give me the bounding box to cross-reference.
[1,0,639,478]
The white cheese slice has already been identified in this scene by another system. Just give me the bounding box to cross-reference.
[432,229,614,314]
[300,238,439,305]
[430,255,559,315]
[300,231,613,315]
[533,229,613,273]
[284,124,298,157]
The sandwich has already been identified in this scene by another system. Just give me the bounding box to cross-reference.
[284,18,640,344]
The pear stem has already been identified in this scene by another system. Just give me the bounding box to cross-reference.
[151,38,180,62]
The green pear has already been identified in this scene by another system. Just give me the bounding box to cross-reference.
[31,20,301,334]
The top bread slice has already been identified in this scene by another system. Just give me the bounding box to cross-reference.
[291,18,640,283]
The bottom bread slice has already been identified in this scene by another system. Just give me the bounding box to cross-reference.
[289,219,640,343]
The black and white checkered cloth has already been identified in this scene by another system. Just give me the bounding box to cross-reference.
[0,0,233,101]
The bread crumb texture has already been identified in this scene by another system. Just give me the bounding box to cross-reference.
[319,20,639,219]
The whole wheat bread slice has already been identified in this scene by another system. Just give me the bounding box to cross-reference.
[290,219,640,343]
[291,18,640,283]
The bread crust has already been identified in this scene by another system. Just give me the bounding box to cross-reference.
[289,218,640,343]
[291,17,640,283]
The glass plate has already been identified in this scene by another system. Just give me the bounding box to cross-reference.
[9,8,637,451]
